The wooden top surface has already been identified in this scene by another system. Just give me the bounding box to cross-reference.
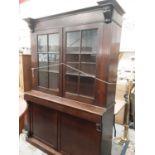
[24,90,106,122]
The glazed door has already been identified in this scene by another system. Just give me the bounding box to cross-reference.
[63,23,102,104]
[31,28,62,96]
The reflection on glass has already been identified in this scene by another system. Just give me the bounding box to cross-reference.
[66,54,79,62]
[38,71,48,88]
[67,31,80,53]
[48,33,59,90]
[65,29,97,98]
[38,54,48,62]
[49,62,59,73]
[49,33,59,52]
[79,77,95,97]
[81,64,96,75]
[38,35,47,52]
[81,29,97,52]
[81,54,96,63]
[49,53,59,62]
[37,33,60,90]
[66,63,79,75]
[38,54,48,71]
[49,73,59,89]
[66,75,78,94]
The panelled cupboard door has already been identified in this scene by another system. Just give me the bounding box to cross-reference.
[60,113,101,155]
[63,23,103,104]
[32,28,63,96]
[32,104,58,149]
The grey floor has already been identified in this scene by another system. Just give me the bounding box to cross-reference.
[19,124,135,155]
[111,124,135,155]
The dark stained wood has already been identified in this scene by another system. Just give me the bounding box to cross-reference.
[97,0,125,15]
[101,105,114,155]
[31,32,38,89]
[32,104,58,148]
[24,1,125,155]
[60,113,101,155]
[24,90,105,123]
[27,102,33,137]
[27,137,63,155]
[106,22,122,108]
[26,3,123,108]
[64,92,94,104]
[95,23,112,107]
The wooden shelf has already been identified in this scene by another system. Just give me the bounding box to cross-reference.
[38,69,48,72]
[66,72,95,78]
[49,70,59,73]
[81,62,96,64]
[38,70,59,73]
[67,62,96,64]
[66,52,96,55]
[49,61,59,63]
[67,62,79,64]
[37,52,59,54]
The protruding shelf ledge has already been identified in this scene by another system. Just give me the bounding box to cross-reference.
[24,90,106,123]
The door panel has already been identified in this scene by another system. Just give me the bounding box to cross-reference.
[32,104,58,149]
[60,113,101,155]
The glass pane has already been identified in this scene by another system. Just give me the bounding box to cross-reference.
[65,32,80,94]
[66,31,80,53]
[81,54,96,63]
[49,62,59,73]
[49,53,59,62]
[49,72,59,89]
[38,53,48,88]
[66,63,79,75]
[38,35,47,52]
[49,33,59,52]
[81,64,96,75]
[48,33,59,90]
[66,54,79,62]
[66,75,78,94]
[38,54,48,71]
[81,29,97,53]
[79,77,95,97]
[38,71,48,88]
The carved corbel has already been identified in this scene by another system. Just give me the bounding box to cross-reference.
[103,5,114,24]
[24,18,36,33]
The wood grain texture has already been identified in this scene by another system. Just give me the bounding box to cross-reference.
[32,104,58,148]
[24,1,125,155]
[60,113,101,155]
[27,137,63,155]
[24,90,105,123]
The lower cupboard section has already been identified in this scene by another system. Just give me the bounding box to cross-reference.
[60,113,101,155]
[32,104,58,149]
[28,103,102,155]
